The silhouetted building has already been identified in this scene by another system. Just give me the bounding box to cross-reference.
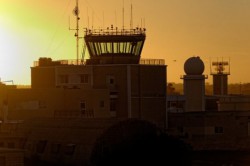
[0,24,167,165]
[167,56,250,153]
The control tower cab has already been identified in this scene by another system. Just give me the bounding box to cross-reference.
[84,26,146,65]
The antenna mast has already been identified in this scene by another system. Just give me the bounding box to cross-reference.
[130,3,133,30]
[122,0,124,30]
[71,0,80,65]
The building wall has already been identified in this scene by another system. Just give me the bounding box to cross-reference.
[0,85,17,122]
[6,88,110,120]
[130,65,166,127]
[26,63,167,129]
[213,74,228,95]
[168,111,250,150]
[91,64,166,127]
[216,96,250,111]
[183,76,206,112]
[19,118,120,166]
[55,65,93,89]
[31,67,55,89]
[92,65,128,118]
[0,148,24,166]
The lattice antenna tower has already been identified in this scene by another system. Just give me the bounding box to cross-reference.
[69,0,82,65]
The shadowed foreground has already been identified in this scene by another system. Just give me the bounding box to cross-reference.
[90,119,192,166]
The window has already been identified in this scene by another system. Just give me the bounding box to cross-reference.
[36,140,47,154]
[106,75,115,85]
[51,143,61,154]
[64,144,76,155]
[110,78,114,84]
[7,142,15,149]
[100,101,105,108]
[110,99,117,112]
[80,100,86,114]
[60,75,68,84]
[0,156,6,166]
[214,126,224,134]
[39,101,47,109]
[80,74,89,84]
[177,126,184,133]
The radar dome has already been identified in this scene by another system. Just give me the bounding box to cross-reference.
[184,56,204,75]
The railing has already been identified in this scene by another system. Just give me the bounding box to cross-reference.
[180,75,208,79]
[140,59,165,65]
[210,71,230,75]
[34,58,165,67]
[33,59,86,67]
[84,27,146,36]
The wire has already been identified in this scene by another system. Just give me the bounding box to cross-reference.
[83,0,103,28]
[45,0,72,57]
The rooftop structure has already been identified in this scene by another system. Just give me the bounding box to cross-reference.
[210,57,230,95]
[0,1,168,165]
[181,56,207,112]
[84,27,146,65]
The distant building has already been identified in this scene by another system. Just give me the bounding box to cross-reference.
[167,56,250,151]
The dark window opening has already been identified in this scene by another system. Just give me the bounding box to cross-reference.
[60,75,68,84]
[36,140,47,154]
[51,143,61,154]
[215,126,224,134]
[100,101,105,108]
[80,100,86,114]
[110,78,114,84]
[80,74,89,84]
[110,99,117,112]
[7,142,15,149]
[64,144,76,155]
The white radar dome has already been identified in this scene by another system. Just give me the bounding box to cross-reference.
[184,56,205,75]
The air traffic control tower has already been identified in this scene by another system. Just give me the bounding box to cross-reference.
[84,26,146,65]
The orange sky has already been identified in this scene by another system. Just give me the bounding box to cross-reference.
[1,0,250,85]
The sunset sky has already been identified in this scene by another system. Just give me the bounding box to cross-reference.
[1,0,250,85]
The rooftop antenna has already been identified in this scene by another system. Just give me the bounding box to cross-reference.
[102,11,104,28]
[130,3,133,30]
[69,0,80,65]
[143,17,146,28]
[87,7,90,29]
[122,0,125,31]
[92,11,94,29]
[115,10,117,27]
